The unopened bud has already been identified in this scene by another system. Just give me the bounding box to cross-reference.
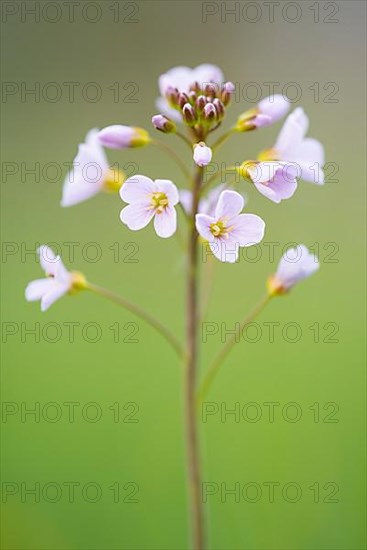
[151,114,176,134]
[203,102,217,122]
[178,92,190,108]
[98,125,151,149]
[182,103,197,124]
[193,142,212,167]
[213,98,224,119]
[166,86,179,106]
[221,81,235,106]
[196,95,207,112]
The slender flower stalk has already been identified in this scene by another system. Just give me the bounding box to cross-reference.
[184,165,206,550]
[86,282,183,358]
[197,294,272,404]
[210,127,236,151]
[152,139,191,180]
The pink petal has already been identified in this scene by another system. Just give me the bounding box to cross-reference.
[38,245,58,275]
[120,175,155,203]
[153,205,177,238]
[215,190,244,220]
[275,108,309,156]
[230,214,265,246]
[120,203,155,230]
[287,138,325,184]
[209,240,239,263]
[258,94,290,123]
[195,214,215,242]
[25,278,55,301]
[41,283,69,312]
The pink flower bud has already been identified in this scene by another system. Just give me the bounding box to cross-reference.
[151,114,176,133]
[98,125,150,149]
[193,142,212,167]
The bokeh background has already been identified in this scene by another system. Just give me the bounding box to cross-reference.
[1,1,366,549]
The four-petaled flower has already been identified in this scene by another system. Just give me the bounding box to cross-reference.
[260,107,325,184]
[120,175,179,238]
[196,190,265,263]
[243,161,299,204]
[25,246,85,311]
[268,245,319,295]
[62,129,124,207]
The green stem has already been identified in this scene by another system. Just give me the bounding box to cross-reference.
[176,131,194,149]
[211,127,236,151]
[86,282,183,359]
[185,165,206,549]
[197,294,272,404]
[152,139,191,180]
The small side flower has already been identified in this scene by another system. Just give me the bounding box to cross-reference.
[25,246,86,311]
[61,129,125,207]
[120,175,179,238]
[195,190,265,263]
[267,245,320,296]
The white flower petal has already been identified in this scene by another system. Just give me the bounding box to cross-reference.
[153,205,177,238]
[275,108,309,156]
[196,214,215,242]
[41,283,70,312]
[215,190,244,220]
[230,214,265,246]
[209,240,239,263]
[120,175,155,203]
[25,278,55,301]
[120,203,155,231]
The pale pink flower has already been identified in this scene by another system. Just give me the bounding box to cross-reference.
[273,107,325,183]
[246,161,299,204]
[120,175,179,238]
[157,64,224,121]
[193,142,212,167]
[268,245,319,295]
[196,190,265,263]
[62,129,124,207]
[25,246,79,311]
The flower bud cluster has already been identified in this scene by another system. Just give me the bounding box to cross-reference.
[164,81,235,131]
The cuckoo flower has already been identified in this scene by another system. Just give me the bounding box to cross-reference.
[237,94,290,131]
[61,129,124,207]
[97,125,150,149]
[259,107,325,184]
[157,63,224,121]
[120,175,179,238]
[25,246,86,311]
[240,161,299,204]
[268,245,319,295]
[195,190,265,263]
[193,142,212,167]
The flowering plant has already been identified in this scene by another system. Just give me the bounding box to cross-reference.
[26,63,324,549]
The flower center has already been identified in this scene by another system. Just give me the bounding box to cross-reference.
[151,192,169,213]
[210,220,229,238]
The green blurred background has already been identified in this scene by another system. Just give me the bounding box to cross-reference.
[1,1,366,548]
